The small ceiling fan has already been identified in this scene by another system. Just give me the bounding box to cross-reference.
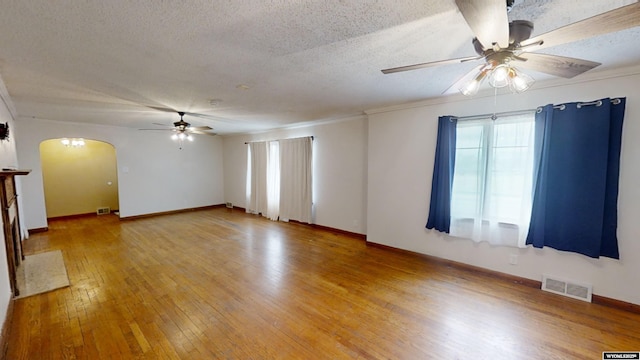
[381,0,640,96]
[139,112,217,139]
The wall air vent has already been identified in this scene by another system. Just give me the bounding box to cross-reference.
[226,202,233,209]
[96,207,110,215]
[541,274,592,302]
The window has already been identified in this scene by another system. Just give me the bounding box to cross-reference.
[449,114,535,247]
[428,98,624,257]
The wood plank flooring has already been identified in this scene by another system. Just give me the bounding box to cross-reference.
[5,208,640,359]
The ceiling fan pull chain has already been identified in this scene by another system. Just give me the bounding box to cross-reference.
[491,87,498,121]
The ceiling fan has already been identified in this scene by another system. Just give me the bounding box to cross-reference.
[139,112,217,140]
[381,0,640,96]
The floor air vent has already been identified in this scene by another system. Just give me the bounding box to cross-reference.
[96,207,110,215]
[542,275,592,302]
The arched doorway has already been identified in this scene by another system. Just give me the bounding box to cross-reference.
[39,138,119,218]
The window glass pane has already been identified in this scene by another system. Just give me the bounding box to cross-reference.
[456,125,484,148]
[451,125,485,218]
[450,113,535,247]
[485,119,534,222]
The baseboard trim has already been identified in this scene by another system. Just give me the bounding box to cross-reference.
[227,205,246,212]
[0,298,14,359]
[233,206,367,241]
[120,204,225,221]
[47,212,106,221]
[32,212,120,232]
[592,295,640,315]
[299,222,366,241]
[366,241,640,315]
[28,227,49,235]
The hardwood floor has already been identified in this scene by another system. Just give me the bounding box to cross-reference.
[5,208,640,359]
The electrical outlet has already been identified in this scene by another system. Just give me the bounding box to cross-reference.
[509,254,518,265]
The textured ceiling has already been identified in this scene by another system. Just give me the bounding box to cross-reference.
[0,0,638,134]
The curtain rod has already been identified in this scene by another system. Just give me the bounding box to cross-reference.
[452,109,536,122]
[245,135,314,144]
[453,98,623,121]
[548,98,622,111]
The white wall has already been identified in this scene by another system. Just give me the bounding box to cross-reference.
[223,116,368,234]
[15,118,225,229]
[367,67,640,305]
[0,78,20,332]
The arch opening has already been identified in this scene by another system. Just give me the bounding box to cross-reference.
[39,138,119,218]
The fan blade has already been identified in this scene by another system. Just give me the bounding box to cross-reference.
[185,112,237,124]
[189,130,218,136]
[455,0,509,49]
[441,64,486,95]
[381,56,481,74]
[147,106,177,113]
[514,53,600,78]
[151,122,173,127]
[138,128,173,131]
[520,2,640,51]
[189,125,213,131]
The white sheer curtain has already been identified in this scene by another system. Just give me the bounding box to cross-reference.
[247,141,280,220]
[450,114,535,247]
[265,141,280,220]
[246,137,312,222]
[246,142,268,215]
[279,137,312,223]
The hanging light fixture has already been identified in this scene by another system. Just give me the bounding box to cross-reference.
[61,138,85,147]
[509,69,535,93]
[461,60,535,96]
[459,67,490,97]
[488,64,511,88]
[173,132,193,141]
[171,130,194,150]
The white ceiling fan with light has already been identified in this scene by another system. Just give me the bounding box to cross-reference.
[139,112,217,148]
[382,0,640,96]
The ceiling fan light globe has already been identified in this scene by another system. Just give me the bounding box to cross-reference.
[460,79,481,96]
[178,133,186,140]
[459,69,489,96]
[171,134,178,140]
[488,65,511,88]
[187,135,194,141]
[509,70,535,93]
